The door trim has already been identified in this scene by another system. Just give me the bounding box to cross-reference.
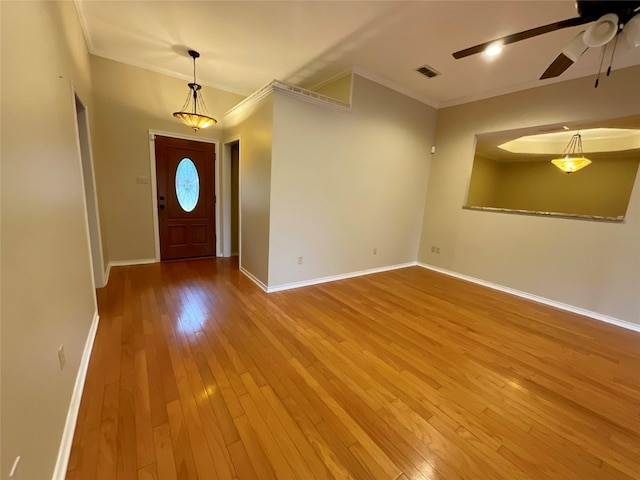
[148,130,219,261]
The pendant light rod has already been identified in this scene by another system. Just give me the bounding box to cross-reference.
[173,49,217,131]
[188,50,202,115]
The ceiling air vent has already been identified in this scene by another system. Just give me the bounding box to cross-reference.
[416,65,440,78]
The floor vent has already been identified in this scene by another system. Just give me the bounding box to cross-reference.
[416,65,440,78]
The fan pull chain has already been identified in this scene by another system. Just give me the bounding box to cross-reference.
[606,32,619,77]
[594,44,607,88]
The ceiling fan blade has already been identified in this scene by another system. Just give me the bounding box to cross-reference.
[540,53,576,79]
[540,30,588,79]
[452,16,590,59]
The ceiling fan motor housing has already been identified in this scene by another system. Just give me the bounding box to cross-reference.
[576,1,639,23]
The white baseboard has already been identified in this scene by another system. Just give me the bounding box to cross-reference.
[52,310,100,480]
[417,262,640,333]
[104,258,156,285]
[240,266,269,292]
[266,262,416,293]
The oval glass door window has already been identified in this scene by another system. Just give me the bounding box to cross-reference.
[175,158,200,212]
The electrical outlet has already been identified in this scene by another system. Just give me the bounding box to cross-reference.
[58,344,66,370]
[297,256,303,265]
[373,247,377,255]
[136,175,150,184]
[431,246,440,254]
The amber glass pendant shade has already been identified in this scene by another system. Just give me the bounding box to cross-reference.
[551,156,592,173]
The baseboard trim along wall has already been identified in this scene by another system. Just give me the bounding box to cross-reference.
[418,262,640,334]
[52,310,100,480]
[240,266,269,292]
[104,258,156,285]
[265,262,417,293]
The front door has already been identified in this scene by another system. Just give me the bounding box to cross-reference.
[155,135,216,260]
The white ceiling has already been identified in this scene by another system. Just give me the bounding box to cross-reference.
[75,1,640,108]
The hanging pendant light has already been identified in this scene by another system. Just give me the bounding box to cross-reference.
[173,50,217,131]
[551,132,592,173]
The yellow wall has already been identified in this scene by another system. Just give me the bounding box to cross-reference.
[91,56,244,264]
[467,155,640,218]
[1,1,97,477]
[497,158,638,217]
[312,73,353,104]
[419,65,640,325]
[465,154,501,207]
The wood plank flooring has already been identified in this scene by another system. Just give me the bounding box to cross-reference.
[67,257,640,479]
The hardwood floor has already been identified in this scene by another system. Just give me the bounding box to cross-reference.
[66,257,640,479]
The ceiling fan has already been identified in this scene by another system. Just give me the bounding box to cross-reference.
[453,1,640,82]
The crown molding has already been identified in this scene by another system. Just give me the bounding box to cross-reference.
[224,79,352,123]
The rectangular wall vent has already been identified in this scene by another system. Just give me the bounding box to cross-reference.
[416,65,440,78]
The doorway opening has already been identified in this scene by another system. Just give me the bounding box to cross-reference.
[222,137,241,259]
[75,94,105,288]
[230,142,240,256]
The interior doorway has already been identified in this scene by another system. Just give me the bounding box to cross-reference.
[222,138,241,258]
[230,142,240,256]
[74,94,105,287]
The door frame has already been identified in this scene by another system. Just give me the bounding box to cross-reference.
[222,135,241,258]
[148,130,219,262]
[72,88,106,289]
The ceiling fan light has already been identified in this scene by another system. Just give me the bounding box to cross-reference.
[622,13,640,48]
[583,13,619,47]
[484,43,503,57]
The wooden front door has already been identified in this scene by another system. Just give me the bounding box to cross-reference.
[155,135,216,260]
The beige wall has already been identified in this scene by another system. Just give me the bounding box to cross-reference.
[224,96,275,286]
[2,7,638,479]
[268,75,436,287]
[419,65,640,325]
[1,1,97,477]
[91,56,244,264]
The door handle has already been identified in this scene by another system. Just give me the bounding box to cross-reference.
[159,196,165,200]
[159,204,165,209]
